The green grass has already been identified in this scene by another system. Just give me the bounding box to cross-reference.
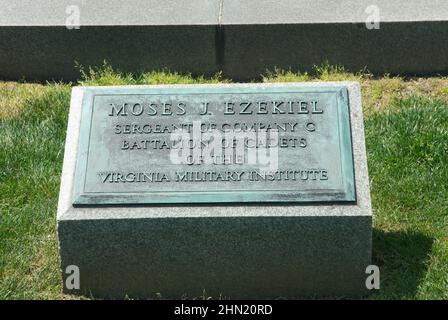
[0,84,71,299]
[367,96,448,298]
[0,65,447,299]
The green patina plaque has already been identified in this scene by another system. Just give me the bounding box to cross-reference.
[73,85,355,205]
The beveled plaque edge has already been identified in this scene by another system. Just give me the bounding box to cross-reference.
[71,84,356,206]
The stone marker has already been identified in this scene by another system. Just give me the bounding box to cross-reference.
[57,82,372,298]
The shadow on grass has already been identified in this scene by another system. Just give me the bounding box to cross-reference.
[371,228,433,299]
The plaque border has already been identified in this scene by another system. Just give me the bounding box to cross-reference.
[72,85,356,205]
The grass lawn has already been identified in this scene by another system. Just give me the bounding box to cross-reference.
[0,65,447,299]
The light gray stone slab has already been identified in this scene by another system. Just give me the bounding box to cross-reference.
[218,0,448,78]
[0,0,220,81]
[0,0,220,26]
[57,82,372,299]
[1,0,448,80]
[221,0,448,24]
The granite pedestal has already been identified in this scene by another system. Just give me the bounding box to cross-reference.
[57,82,372,298]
